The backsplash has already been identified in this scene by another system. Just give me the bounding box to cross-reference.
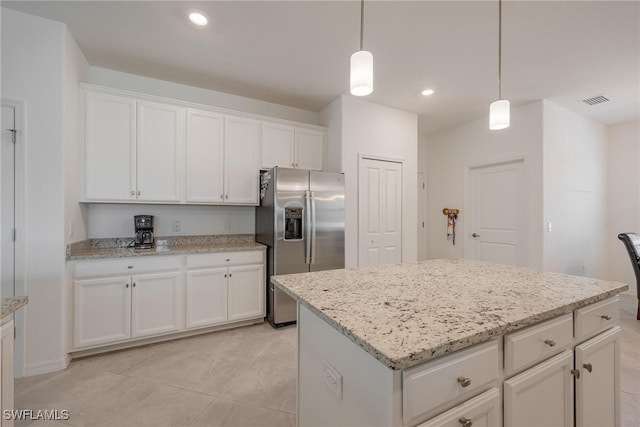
[87,203,255,238]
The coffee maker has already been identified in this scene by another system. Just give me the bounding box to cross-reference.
[134,215,154,249]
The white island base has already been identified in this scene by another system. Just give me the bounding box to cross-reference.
[297,300,621,427]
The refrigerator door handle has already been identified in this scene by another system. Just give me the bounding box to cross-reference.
[305,191,311,265]
[310,191,316,264]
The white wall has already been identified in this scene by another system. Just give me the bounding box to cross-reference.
[1,8,68,374]
[425,101,544,268]
[322,96,418,268]
[88,204,255,238]
[607,119,640,296]
[88,67,321,125]
[543,101,609,279]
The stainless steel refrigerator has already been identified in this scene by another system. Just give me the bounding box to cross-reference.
[256,167,345,327]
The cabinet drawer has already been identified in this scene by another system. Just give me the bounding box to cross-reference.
[73,256,182,279]
[403,340,499,426]
[574,296,619,341]
[504,313,573,376]
[418,388,501,427]
[186,251,264,269]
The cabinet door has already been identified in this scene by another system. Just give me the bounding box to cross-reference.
[224,116,260,204]
[131,271,183,338]
[504,350,574,427]
[136,101,184,202]
[228,264,265,321]
[84,92,136,201]
[261,122,295,168]
[1,320,14,427]
[418,388,500,427]
[185,109,224,203]
[295,128,325,171]
[575,326,621,427]
[185,267,228,329]
[74,276,131,348]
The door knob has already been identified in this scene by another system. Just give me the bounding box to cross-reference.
[472,233,480,238]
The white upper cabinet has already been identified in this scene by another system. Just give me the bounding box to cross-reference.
[84,92,136,201]
[185,111,259,205]
[261,122,295,169]
[260,121,325,171]
[185,109,224,203]
[136,101,184,202]
[295,127,325,171]
[224,116,260,204]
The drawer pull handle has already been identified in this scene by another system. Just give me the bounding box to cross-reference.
[601,314,612,320]
[457,376,471,387]
[458,417,473,427]
[544,339,556,347]
[127,266,134,269]
[583,363,593,373]
[571,369,581,379]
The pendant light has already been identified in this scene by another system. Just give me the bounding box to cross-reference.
[350,0,373,96]
[489,0,510,130]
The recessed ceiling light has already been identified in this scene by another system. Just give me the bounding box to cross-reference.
[421,89,434,96]
[188,9,209,26]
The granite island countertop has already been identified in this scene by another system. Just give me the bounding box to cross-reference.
[1,296,28,319]
[67,234,265,260]
[271,258,629,371]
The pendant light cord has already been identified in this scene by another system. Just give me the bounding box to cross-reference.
[498,0,502,100]
[360,0,365,51]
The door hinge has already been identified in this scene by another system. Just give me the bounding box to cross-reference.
[12,228,16,242]
[7,129,17,144]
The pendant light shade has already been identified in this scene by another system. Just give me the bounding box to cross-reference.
[350,50,373,96]
[489,99,510,130]
[489,0,510,130]
[350,0,373,96]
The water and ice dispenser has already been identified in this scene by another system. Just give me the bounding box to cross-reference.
[284,207,303,240]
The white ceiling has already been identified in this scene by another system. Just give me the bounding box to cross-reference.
[3,0,639,134]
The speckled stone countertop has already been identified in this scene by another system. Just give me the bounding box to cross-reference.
[271,258,629,371]
[67,234,265,260]
[1,296,28,319]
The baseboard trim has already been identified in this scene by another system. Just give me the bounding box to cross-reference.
[24,357,70,377]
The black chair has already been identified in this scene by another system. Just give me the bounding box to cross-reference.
[617,232,640,320]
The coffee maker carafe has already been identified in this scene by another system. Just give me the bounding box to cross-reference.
[134,215,154,249]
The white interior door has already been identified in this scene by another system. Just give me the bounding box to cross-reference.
[358,157,402,267]
[1,105,15,298]
[469,159,527,266]
[417,172,427,261]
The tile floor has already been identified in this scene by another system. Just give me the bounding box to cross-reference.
[13,292,640,427]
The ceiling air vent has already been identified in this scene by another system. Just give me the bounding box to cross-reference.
[581,94,610,106]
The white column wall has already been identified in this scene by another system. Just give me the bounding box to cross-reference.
[542,101,609,279]
[607,120,640,296]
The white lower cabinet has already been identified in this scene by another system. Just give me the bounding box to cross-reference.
[418,388,500,427]
[575,326,621,427]
[72,257,184,350]
[1,319,14,427]
[504,350,575,427]
[185,251,265,329]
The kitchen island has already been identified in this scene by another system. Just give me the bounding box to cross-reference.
[272,258,629,427]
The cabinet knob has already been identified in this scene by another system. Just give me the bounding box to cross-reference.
[225,194,229,200]
[458,417,473,427]
[225,259,230,262]
[224,274,227,278]
[544,339,556,347]
[125,283,129,288]
[583,363,593,373]
[457,376,471,387]
[570,369,581,379]
[229,273,232,277]
[601,314,612,320]
[132,283,136,287]
[127,266,134,269]
[130,191,135,197]
[137,191,141,196]
[221,194,225,200]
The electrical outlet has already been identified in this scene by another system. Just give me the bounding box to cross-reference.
[223,219,231,231]
[172,220,181,233]
[323,361,342,399]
